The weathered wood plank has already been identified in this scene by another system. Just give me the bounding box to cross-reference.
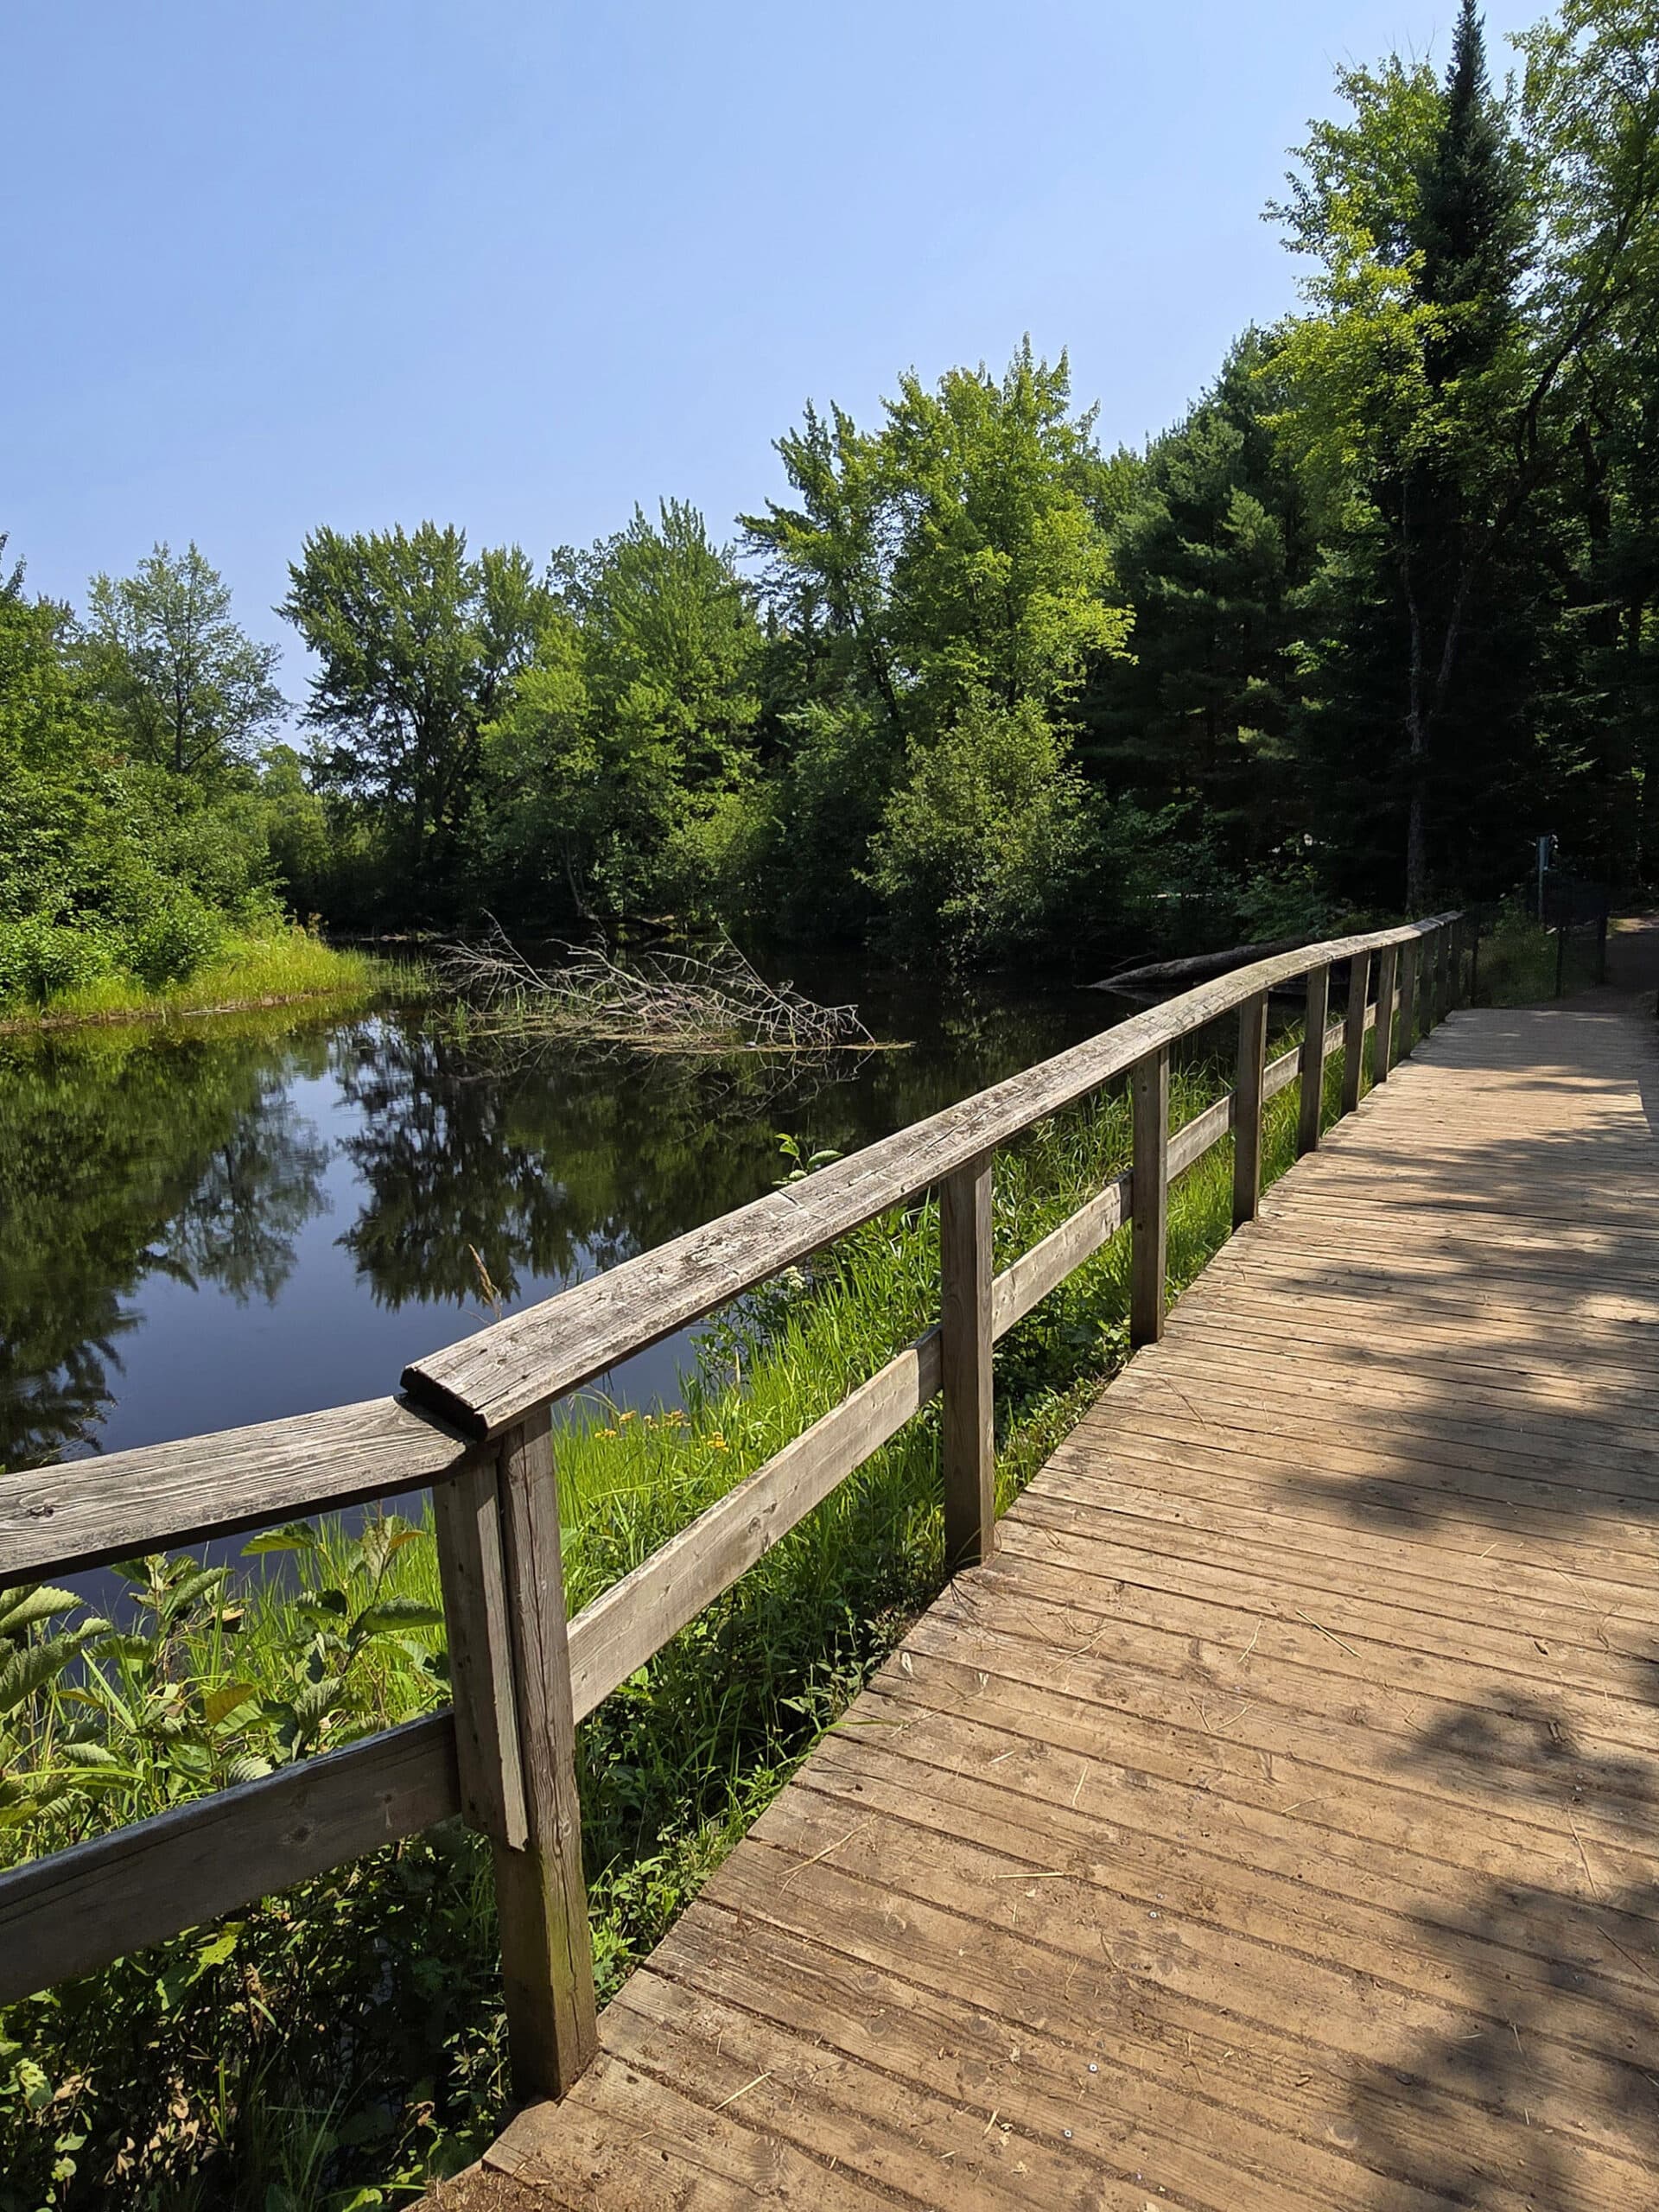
[402,916,1459,1439]
[1298,963,1331,1155]
[1372,942,1398,1084]
[1397,938,1418,1058]
[1130,1046,1169,1348]
[492,1411,597,2099]
[1341,949,1370,1115]
[1233,991,1269,1228]
[990,1174,1130,1333]
[0,1396,473,1588]
[939,1155,995,1570]
[0,1714,459,2006]
[432,1453,529,1850]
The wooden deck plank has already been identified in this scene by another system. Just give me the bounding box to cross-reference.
[467,1001,1659,2209]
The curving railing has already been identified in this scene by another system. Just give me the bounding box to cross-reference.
[0,912,1467,2098]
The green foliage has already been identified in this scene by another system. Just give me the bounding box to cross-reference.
[0,546,390,1024]
[478,502,764,922]
[866,692,1090,963]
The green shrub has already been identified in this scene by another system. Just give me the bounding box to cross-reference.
[121,893,224,992]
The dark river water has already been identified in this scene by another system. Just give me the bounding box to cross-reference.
[1,961,1117,1482]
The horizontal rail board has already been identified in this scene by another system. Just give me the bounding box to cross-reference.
[991,1173,1131,1338]
[0,1397,475,1589]
[404,916,1458,1439]
[564,1038,1317,1723]
[0,1713,460,2005]
[568,1329,944,1721]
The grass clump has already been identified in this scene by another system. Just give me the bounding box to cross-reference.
[1470,898,1605,1007]
[0,919,397,1030]
[0,1040,1321,2209]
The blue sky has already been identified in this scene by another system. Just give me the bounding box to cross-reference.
[4,1,1541,690]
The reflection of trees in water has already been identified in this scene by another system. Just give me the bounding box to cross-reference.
[333,974,1107,1315]
[0,975,1106,1469]
[154,1101,330,1305]
[333,1021,837,1310]
[0,1029,332,1468]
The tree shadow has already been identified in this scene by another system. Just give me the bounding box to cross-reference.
[1243,1001,1659,2204]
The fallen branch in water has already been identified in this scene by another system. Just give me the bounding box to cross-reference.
[441,924,882,1058]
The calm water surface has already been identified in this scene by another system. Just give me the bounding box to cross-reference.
[2,963,1114,1480]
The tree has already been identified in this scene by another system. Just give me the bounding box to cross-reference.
[865,693,1090,966]
[744,344,1129,955]
[478,502,763,922]
[1083,333,1310,875]
[747,344,1129,747]
[1276,0,1659,905]
[281,524,547,907]
[80,543,283,779]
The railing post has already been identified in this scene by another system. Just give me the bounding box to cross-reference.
[1433,925,1450,1027]
[1341,950,1370,1115]
[939,1156,995,1569]
[433,1408,596,2101]
[1233,991,1268,1228]
[1130,1047,1168,1347]
[1297,963,1330,1156]
[1396,941,1417,1060]
[1373,944,1398,1085]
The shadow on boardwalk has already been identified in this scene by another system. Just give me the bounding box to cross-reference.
[443,994,1659,2212]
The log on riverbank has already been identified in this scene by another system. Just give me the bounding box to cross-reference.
[1091,932,1324,996]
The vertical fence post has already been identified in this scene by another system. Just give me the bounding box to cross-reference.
[435,1410,596,2103]
[1233,991,1268,1228]
[1373,945,1398,1085]
[1433,925,1451,1027]
[1469,921,1479,1006]
[1130,1048,1168,1348]
[1396,942,1418,1060]
[940,1155,995,1571]
[1298,963,1330,1156]
[1342,950,1370,1116]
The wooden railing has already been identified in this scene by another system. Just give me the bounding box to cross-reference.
[0,912,1468,2096]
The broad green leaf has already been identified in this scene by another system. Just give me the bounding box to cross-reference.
[352,1599,445,1638]
[159,1566,229,1623]
[194,1925,241,1969]
[95,1632,158,1667]
[56,1741,120,1769]
[241,1523,321,1555]
[0,1586,81,1637]
[0,1637,78,1716]
[202,1681,261,1727]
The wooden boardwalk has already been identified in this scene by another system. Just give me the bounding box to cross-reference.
[456,999,1659,2211]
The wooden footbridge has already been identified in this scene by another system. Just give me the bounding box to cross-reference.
[7,915,1659,2209]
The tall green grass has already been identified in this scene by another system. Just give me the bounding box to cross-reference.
[0,924,397,1030]
[0,1041,1329,2210]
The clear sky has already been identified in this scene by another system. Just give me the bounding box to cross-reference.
[3,1,1542,688]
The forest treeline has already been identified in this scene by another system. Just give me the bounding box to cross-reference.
[5,0,1659,991]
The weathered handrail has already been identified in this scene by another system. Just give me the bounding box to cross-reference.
[0,912,1468,2094]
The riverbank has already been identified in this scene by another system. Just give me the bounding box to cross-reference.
[0,925,404,1033]
[0,1040,1326,2209]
